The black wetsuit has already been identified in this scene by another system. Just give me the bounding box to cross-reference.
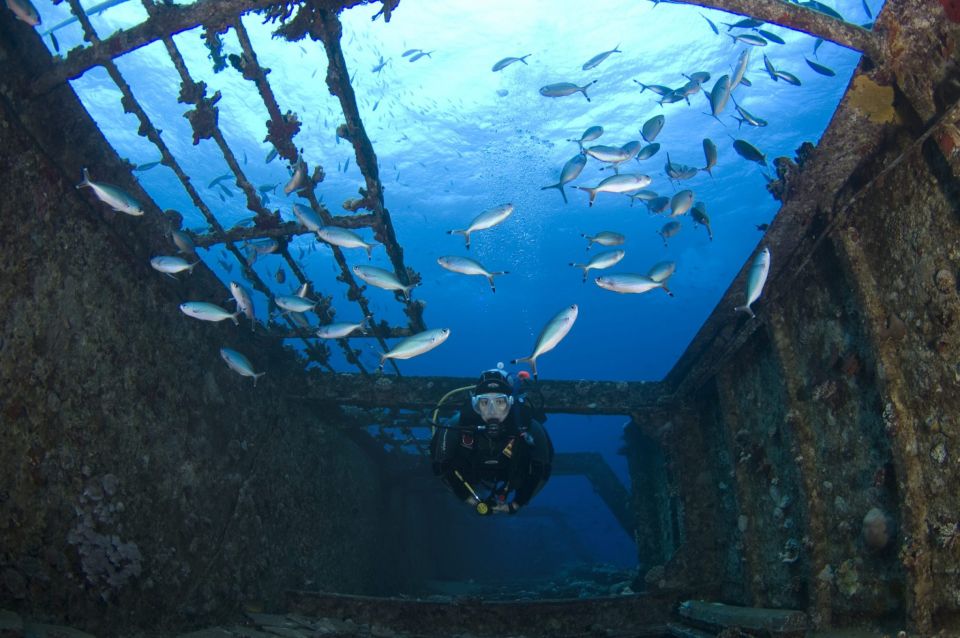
[430,398,553,509]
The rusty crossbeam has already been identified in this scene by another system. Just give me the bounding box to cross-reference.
[188,214,377,249]
[667,0,881,60]
[292,373,669,415]
[61,0,336,371]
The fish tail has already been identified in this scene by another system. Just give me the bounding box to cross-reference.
[540,182,568,204]
[520,54,531,64]
[511,356,537,380]
[487,276,496,293]
[360,316,371,335]
[188,260,201,272]
[253,372,266,387]
[77,167,92,190]
[633,80,647,93]
[661,283,675,297]
[701,166,713,176]
[708,228,714,241]
[231,311,241,326]
[581,80,597,102]
[734,304,756,318]
[365,243,377,260]
[575,186,597,207]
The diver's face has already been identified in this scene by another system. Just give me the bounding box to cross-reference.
[472,393,512,424]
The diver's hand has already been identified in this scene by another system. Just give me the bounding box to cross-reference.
[490,502,511,514]
[466,496,481,508]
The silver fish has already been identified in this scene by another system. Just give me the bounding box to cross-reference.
[685,71,711,84]
[316,317,370,339]
[207,173,232,189]
[775,70,802,86]
[733,101,768,128]
[437,256,508,293]
[541,154,587,204]
[595,273,673,296]
[708,75,732,121]
[729,33,767,46]
[402,48,421,57]
[292,203,323,233]
[511,305,578,380]
[576,174,652,207]
[647,260,677,283]
[265,148,278,163]
[171,229,195,255]
[805,58,836,77]
[568,126,604,149]
[134,160,162,172]
[670,190,694,217]
[371,56,389,73]
[582,45,621,70]
[585,144,631,164]
[636,143,661,161]
[180,301,240,325]
[229,281,255,324]
[735,247,771,318]
[731,49,751,90]
[317,226,378,259]
[647,196,671,214]
[702,139,718,176]
[409,50,433,62]
[692,201,714,240]
[379,328,450,371]
[492,54,531,71]
[220,348,266,386]
[284,156,309,195]
[6,0,39,25]
[757,29,785,45]
[627,190,659,206]
[763,54,779,81]
[76,168,144,216]
[641,115,665,143]
[658,221,682,246]
[150,256,198,275]
[633,81,673,96]
[539,81,597,102]
[581,231,626,250]
[447,203,514,249]
[724,17,764,29]
[570,249,625,283]
[353,265,417,300]
[700,13,719,34]
[275,294,317,314]
[733,139,767,166]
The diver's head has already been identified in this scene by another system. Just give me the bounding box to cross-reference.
[471,368,514,429]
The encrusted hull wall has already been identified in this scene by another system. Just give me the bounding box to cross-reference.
[0,16,389,635]
[672,48,960,638]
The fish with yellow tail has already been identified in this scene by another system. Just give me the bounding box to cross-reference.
[511,304,578,380]
[735,247,770,318]
[219,348,266,387]
[379,328,451,372]
[447,203,514,249]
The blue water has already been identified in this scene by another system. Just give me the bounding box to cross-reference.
[40,0,869,576]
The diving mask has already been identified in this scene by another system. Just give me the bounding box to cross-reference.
[471,392,514,425]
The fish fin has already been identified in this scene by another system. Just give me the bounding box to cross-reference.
[575,186,597,207]
[633,80,647,93]
[77,168,92,190]
[520,54,531,64]
[734,304,756,318]
[661,283,674,297]
[701,166,714,176]
[253,372,266,387]
[510,356,537,379]
[231,312,241,326]
[365,243,377,260]
[540,182,568,204]
[360,316,371,335]
[188,260,201,272]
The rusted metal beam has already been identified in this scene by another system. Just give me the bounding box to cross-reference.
[188,213,377,249]
[668,0,881,60]
[30,0,378,95]
[554,452,635,537]
[293,373,669,415]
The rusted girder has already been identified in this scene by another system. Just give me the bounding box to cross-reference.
[668,0,882,61]
[29,0,379,95]
[554,452,635,537]
[293,373,669,415]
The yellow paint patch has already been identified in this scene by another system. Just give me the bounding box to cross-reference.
[848,75,898,124]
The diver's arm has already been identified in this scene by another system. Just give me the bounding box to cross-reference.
[510,419,553,510]
[431,413,475,503]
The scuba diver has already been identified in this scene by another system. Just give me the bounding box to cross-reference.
[430,366,553,515]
